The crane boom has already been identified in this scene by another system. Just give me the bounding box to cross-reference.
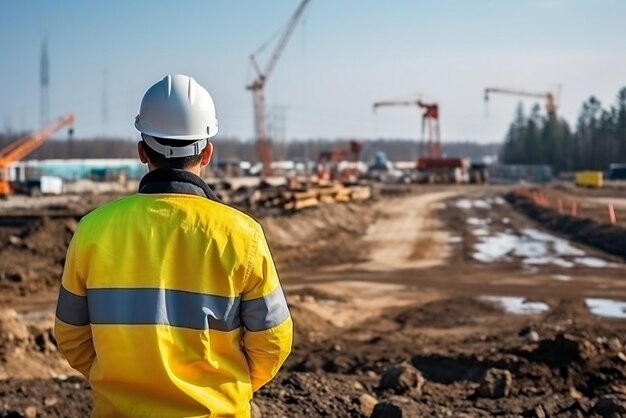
[258,0,310,84]
[246,0,311,178]
[0,113,75,197]
[0,114,75,163]
[373,100,420,109]
[484,87,557,117]
[373,100,442,159]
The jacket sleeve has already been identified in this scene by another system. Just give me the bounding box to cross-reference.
[54,233,95,378]
[241,224,293,392]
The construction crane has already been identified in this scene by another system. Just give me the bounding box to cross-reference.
[246,0,311,178]
[0,113,75,197]
[484,87,558,118]
[373,100,442,159]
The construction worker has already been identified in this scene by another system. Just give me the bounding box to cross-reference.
[54,74,293,417]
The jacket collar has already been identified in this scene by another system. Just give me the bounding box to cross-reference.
[138,168,220,202]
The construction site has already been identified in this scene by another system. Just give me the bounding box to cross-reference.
[2,1,626,418]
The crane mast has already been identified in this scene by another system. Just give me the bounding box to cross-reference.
[246,0,311,178]
[484,87,557,118]
[0,113,75,197]
[373,100,442,159]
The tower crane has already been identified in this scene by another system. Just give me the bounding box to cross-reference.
[0,113,75,197]
[484,87,558,118]
[373,100,442,159]
[246,0,311,178]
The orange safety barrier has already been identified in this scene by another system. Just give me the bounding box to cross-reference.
[607,203,617,224]
[570,201,578,216]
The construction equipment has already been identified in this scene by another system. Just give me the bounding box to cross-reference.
[246,0,311,178]
[417,157,470,183]
[373,99,471,183]
[576,171,603,188]
[316,140,362,183]
[0,113,75,198]
[484,87,558,118]
[373,100,442,159]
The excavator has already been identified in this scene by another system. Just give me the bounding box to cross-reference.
[0,113,75,198]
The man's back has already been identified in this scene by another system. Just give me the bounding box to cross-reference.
[55,187,292,417]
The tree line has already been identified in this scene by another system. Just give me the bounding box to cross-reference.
[501,87,626,173]
[0,134,499,164]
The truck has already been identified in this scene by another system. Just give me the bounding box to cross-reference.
[11,175,64,196]
[417,157,470,183]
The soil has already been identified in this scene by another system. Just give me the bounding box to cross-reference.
[1,185,626,417]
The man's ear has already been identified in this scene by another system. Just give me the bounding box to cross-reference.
[200,142,213,167]
[138,141,149,164]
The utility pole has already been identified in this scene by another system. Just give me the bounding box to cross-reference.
[268,105,287,161]
[102,66,109,137]
[40,38,49,129]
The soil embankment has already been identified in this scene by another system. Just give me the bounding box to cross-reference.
[507,192,626,260]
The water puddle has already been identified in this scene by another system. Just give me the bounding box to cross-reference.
[480,296,549,314]
[467,217,490,226]
[456,197,505,210]
[576,257,610,268]
[454,197,619,269]
[472,228,617,269]
[585,298,626,319]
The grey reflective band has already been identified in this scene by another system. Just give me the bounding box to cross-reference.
[56,286,90,326]
[56,286,290,332]
[241,287,290,332]
[142,133,208,159]
[87,288,241,331]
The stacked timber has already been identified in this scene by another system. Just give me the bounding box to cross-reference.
[225,182,371,213]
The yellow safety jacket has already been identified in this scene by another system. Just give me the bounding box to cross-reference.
[54,168,293,418]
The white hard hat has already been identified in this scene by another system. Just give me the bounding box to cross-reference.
[135,74,218,156]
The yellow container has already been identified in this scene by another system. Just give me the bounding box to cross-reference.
[575,171,603,188]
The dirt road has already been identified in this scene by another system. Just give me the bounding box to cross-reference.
[360,190,458,270]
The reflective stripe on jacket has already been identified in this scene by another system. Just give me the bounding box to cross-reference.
[54,168,293,418]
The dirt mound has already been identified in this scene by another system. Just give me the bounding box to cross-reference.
[288,286,351,304]
[0,215,77,299]
[255,372,369,417]
[0,198,374,301]
[545,298,593,321]
[263,202,375,269]
[394,297,504,328]
[288,304,338,346]
[506,193,626,261]
[0,377,91,418]
[0,309,75,380]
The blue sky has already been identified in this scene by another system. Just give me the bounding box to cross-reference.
[1,0,625,143]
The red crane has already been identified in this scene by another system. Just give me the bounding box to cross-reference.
[373,100,442,159]
[0,113,75,197]
[246,0,311,178]
[484,87,558,118]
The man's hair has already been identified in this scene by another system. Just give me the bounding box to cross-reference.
[141,137,203,169]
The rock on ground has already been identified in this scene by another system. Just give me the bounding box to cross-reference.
[370,396,422,418]
[475,368,513,399]
[378,363,425,397]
